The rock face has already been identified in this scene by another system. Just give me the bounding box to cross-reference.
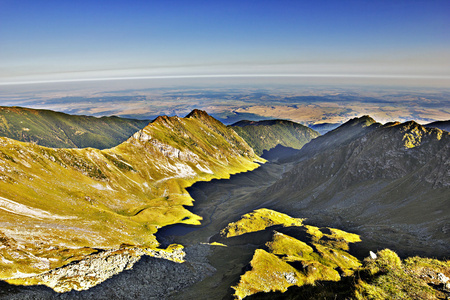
[10,246,186,293]
[30,249,144,293]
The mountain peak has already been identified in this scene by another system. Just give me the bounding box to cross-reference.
[186,109,210,119]
[344,115,377,127]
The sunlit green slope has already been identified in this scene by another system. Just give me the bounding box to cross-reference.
[0,106,150,149]
[0,109,262,280]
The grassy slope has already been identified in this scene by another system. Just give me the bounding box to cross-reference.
[0,109,262,280]
[0,106,150,149]
[230,120,319,155]
[226,209,450,300]
[225,209,361,299]
[220,209,305,238]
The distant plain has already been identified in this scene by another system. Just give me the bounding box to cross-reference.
[1,81,449,126]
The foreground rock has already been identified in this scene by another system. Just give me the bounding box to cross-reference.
[0,244,215,300]
[6,245,184,293]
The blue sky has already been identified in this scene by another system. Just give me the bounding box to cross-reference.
[1,0,449,85]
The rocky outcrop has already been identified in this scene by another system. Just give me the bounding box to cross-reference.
[0,244,215,300]
[7,246,186,293]
[132,131,199,162]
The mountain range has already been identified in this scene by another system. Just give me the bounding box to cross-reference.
[0,106,448,299]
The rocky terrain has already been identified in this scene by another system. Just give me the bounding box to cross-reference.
[0,244,216,300]
[425,120,450,132]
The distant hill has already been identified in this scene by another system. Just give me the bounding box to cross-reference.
[0,106,150,149]
[425,120,450,132]
[309,122,341,135]
[230,119,320,155]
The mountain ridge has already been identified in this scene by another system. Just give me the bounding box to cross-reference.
[0,106,150,149]
[230,119,319,155]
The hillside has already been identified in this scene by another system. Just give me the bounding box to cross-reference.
[0,106,150,149]
[230,119,319,155]
[263,117,450,257]
[0,109,262,291]
[288,115,379,162]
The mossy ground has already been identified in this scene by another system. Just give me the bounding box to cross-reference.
[220,208,305,238]
[355,249,450,300]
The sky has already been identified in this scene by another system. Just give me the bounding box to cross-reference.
[0,0,449,86]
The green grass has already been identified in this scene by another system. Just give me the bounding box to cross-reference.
[220,209,305,238]
[355,249,450,300]
[226,209,450,300]
[227,209,362,299]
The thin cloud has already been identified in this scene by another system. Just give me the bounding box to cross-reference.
[1,73,449,86]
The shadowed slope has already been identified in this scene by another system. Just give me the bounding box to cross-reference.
[263,117,450,257]
[425,120,450,132]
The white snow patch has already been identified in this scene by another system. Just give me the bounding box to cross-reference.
[0,196,77,220]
